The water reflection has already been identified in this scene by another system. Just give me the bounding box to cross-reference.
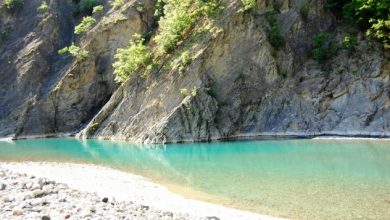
[1,138,390,219]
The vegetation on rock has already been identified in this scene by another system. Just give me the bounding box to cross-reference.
[342,35,359,53]
[0,23,11,42]
[241,0,256,12]
[266,10,284,51]
[111,0,125,8]
[37,1,48,12]
[73,0,100,16]
[58,43,89,61]
[113,34,152,82]
[92,5,104,14]
[312,33,337,63]
[325,0,389,49]
[4,0,24,10]
[112,0,222,82]
[154,0,221,56]
[75,16,96,35]
[299,0,310,21]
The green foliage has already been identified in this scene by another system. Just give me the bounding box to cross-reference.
[154,0,166,18]
[112,0,221,82]
[312,33,337,63]
[58,47,69,55]
[180,88,190,96]
[342,35,359,53]
[180,87,197,97]
[154,0,221,56]
[205,86,216,97]
[101,13,127,25]
[92,5,104,14]
[180,51,192,66]
[325,0,390,49]
[113,34,152,83]
[37,1,48,12]
[58,43,89,61]
[4,0,24,10]
[366,17,389,49]
[241,0,256,12]
[266,10,284,50]
[74,16,96,35]
[299,0,310,21]
[73,0,99,16]
[90,123,99,132]
[111,0,125,8]
[191,87,197,96]
[0,23,11,41]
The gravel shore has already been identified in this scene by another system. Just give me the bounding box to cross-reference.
[0,162,284,220]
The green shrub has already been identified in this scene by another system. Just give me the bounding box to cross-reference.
[58,47,69,55]
[180,88,190,96]
[113,34,152,82]
[241,0,256,12]
[154,0,166,18]
[37,1,48,12]
[191,87,197,96]
[266,10,284,50]
[154,0,196,56]
[299,0,310,21]
[111,0,124,8]
[180,51,192,65]
[342,35,358,53]
[74,16,96,35]
[0,24,11,41]
[325,0,389,49]
[312,33,337,63]
[4,0,24,10]
[154,0,220,56]
[58,43,89,61]
[90,123,99,132]
[92,5,103,14]
[366,17,389,49]
[73,0,99,16]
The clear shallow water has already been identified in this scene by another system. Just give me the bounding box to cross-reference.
[1,138,390,219]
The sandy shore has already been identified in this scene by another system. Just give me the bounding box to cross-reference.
[0,162,284,220]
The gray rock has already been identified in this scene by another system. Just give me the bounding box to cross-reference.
[41,216,50,220]
[0,183,6,190]
[31,183,41,190]
[32,189,45,198]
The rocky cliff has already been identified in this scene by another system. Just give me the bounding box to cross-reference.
[0,0,155,138]
[1,0,389,143]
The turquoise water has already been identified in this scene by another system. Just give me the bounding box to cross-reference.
[1,138,390,219]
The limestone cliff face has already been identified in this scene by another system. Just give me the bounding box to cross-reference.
[0,0,155,138]
[80,0,390,143]
[1,0,389,143]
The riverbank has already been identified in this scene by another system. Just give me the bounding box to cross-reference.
[3,131,390,143]
[0,162,283,220]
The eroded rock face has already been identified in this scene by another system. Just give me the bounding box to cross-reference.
[0,0,156,138]
[1,0,389,143]
[80,0,390,143]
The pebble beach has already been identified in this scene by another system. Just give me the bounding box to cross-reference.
[0,162,283,220]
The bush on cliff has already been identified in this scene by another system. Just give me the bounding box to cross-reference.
[4,0,24,11]
[113,34,152,82]
[325,0,390,49]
